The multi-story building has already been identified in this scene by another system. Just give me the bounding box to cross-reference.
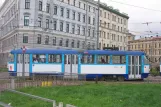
[128,36,161,66]
[0,0,98,65]
[99,3,129,50]
[127,32,135,50]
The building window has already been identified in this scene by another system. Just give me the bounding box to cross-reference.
[72,24,75,34]
[39,1,42,11]
[77,41,80,48]
[84,4,86,10]
[67,9,70,18]
[77,26,80,35]
[24,16,29,26]
[88,17,91,24]
[88,28,90,37]
[108,14,110,19]
[82,41,85,49]
[54,6,57,15]
[37,34,41,44]
[23,34,28,43]
[25,0,30,9]
[60,8,64,17]
[92,29,95,37]
[83,15,86,23]
[67,0,70,4]
[71,40,74,48]
[46,19,49,28]
[66,23,69,33]
[79,2,81,8]
[59,38,63,46]
[99,43,101,49]
[104,12,106,18]
[53,37,56,45]
[46,3,50,13]
[78,13,81,21]
[88,42,90,49]
[45,36,49,45]
[38,17,42,27]
[82,27,85,36]
[93,18,95,25]
[53,20,57,30]
[93,7,95,13]
[66,39,69,47]
[100,10,102,16]
[72,11,75,20]
[89,5,91,12]
[60,22,63,31]
[73,0,76,6]
[108,23,110,28]
[92,43,95,49]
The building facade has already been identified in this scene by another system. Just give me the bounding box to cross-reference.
[0,0,98,65]
[99,3,129,50]
[128,36,161,66]
[127,32,135,50]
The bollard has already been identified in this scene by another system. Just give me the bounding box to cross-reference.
[58,102,63,107]
[95,75,98,84]
[53,101,56,107]
[11,78,15,90]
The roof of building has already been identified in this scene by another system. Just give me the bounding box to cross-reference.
[100,4,129,19]
[11,49,144,55]
[129,36,161,43]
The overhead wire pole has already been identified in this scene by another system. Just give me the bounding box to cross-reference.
[142,22,153,67]
[96,0,100,50]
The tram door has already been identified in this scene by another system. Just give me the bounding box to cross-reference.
[64,54,78,75]
[128,56,142,79]
[17,54,30,76]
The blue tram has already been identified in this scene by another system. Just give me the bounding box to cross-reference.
[7,49,150,80]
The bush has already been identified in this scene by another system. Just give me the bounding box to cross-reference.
[150,67,160,76]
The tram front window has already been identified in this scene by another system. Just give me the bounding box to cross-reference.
[144,56,149,65]
[8,54,14,63]
[33,54,46,63]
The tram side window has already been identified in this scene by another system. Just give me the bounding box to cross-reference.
[8,54,14,63]
[97,55,110,64]
[81,55,94,64]
[48,54,62,63]
[33,54,46,63]
[112,56,126,64]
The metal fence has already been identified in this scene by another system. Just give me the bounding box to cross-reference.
[0,72,86,107]
[0,72,86,91]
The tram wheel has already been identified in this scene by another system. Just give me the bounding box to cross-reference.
[117,76,125,81]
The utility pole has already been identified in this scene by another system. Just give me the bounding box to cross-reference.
[96,0,100,50]
[142,22,153,67]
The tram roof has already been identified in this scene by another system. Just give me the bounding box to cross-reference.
[84,50,145,55]
[11,49,79,54]
[11,49,145,55]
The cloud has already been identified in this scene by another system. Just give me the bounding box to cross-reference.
[0,0,5,7]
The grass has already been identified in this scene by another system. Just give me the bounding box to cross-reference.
[1,83,161,107]
[0,68,7,72]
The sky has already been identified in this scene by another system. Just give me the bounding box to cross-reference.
[1,0,161,38]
